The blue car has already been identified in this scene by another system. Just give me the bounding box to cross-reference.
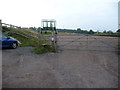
[0,33,20,49]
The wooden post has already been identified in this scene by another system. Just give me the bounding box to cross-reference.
[0,20,2,90]
[0,20,2,33]
[118,1,120,29]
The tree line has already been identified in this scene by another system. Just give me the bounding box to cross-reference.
[29,27,120,35]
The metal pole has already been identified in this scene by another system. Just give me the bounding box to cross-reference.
[51,22,54,47]
[54,21,57,50]
[46,22,48,28]
[52,21,57,50]
[38,28,41,47]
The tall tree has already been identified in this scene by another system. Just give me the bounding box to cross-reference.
[103,30,106,33]
[107,30,113,34]
[117,29,120,33]
[89,30,94,34]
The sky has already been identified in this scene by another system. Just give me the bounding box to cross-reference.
[0,0,119,32]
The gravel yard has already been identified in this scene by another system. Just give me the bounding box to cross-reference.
[2,35,118,88]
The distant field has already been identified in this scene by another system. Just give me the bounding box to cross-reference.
[94,34,120,37]
[58,35,118,51]
[58,32,120,37]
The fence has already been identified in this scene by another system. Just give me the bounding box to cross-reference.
[0,19,58,49]
[1,20,37,37]
[0,20,2,33]
[57,34,119,52]
[0,20,41,46]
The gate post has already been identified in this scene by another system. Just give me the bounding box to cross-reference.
[54,27,57,51]
[41,19,57,50]
[0,20,2,33]
[38,27,41,47]
[0,19,2,90]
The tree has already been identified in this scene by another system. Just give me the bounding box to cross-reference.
[89,30,94,34]
[77,28,81,31]
[29,27,37,30]
[77,28,82,33]
[103,30,106,33]
[107,30,113,34]
[117,29,120,33]
[97,30,99,34]
[37,27,41,30]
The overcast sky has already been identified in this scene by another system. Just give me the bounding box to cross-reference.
[0,0,119,31]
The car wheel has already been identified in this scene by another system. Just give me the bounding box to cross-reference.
[12,42,17,49]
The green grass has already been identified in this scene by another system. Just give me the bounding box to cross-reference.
[6,32,38,47]
[41,31,52,35]
[31,45,57,54]
[2,26,58,54]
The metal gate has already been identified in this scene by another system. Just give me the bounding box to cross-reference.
[57,34,119,52]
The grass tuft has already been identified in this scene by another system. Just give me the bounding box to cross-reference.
[31,45,57,54]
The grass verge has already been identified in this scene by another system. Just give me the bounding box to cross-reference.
[2,26,58,54]
[31,45,57,54]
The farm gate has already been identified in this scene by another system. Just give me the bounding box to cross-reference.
[57,33,119,52]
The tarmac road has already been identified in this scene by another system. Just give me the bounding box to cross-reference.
[2,35,118,88]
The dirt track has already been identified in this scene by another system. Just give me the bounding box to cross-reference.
[2,35,118,88]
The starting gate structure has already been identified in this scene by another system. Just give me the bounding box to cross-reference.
[39,19,57,49]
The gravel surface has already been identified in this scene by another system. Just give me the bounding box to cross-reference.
[2,35,118,88]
